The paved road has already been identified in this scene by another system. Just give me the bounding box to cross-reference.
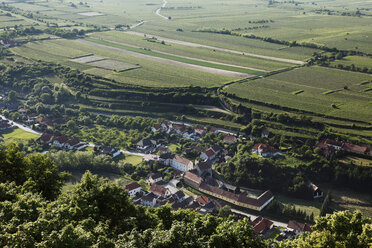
[0,115,41,135]
[155,0,168,20]
[124,31,306,65]
[231,209,288,229]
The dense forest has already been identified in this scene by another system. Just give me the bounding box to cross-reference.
[0,145,371,247]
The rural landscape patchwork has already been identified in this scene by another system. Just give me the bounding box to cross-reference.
[0,0,371,246]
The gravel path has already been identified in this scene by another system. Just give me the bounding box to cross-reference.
[155,0,168,20]
[75,39,254,78]
[125,31,306,65]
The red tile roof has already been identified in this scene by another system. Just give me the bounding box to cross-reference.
[196,196,210,205]
[252,143,277,153]
[252,217,273,234]
[125,182,141,191]
[223,134,237,143]
[174,155,191,166]
[149,184,169,197]
[183,171,202,185]
[343,143,368,154]
[287,220,313,232]
[39,133,53,143]
[52,135,69,144]
[204,148,215,158]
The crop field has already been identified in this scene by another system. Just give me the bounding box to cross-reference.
[11,39,235,87]
[88,59,140,72]
[89,31,295,72]
[71,55,104,63]
[224,66,372,123]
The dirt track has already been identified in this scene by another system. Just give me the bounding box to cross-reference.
[125,31,306,65]
[75,39,255,78]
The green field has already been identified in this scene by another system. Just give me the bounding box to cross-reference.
[0,128,40,145]
[225,66,372,123]
[121,154,143,166]
[12,39,236,87]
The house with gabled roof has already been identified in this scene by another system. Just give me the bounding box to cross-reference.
[64,138,80,150]
[183,171,202,189]
[223,134,237,144]
[152,124,162,133]
[172,123,187,134]
[287,220,313,234]
[149,184,171,198]
[140,192,157,207]
[148,172,162,185]
[200,148,216,161]
[52,135,69,148]
[195,161,212,177]
[170,155,193,172]
[136,138,157,151]
[125,182,142,197]
[252,143,279,157]
[251,216,274,234]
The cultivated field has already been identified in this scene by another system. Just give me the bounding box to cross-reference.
[224,66,372,123]
[11,39,236,87]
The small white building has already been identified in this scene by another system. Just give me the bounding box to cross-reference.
[148,173,163,185]
[125,182,142,197]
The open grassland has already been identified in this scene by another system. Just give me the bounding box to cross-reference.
[321,184,372,218]
[11,39,235,87]
[276,194,321,217]
[0,127,40,144]
[225,66,372,123]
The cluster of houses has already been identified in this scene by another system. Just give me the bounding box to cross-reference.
[125,174,221,213]
[247,214,312,241]
[38,133,87,151]
[151,120,238,143]
[316,138,372,157]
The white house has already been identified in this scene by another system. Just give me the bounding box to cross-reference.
[148,173,162,185]
[141,192,157,207]
[125,182,142,197]
[170,155,193,172]
[64,138,80,150]
[52,136,69,148]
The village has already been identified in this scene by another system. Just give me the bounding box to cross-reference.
[1,106,372,241]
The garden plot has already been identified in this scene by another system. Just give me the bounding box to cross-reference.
[78,12,104,17]
[71,55,104,63]
[88,59,140,72]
